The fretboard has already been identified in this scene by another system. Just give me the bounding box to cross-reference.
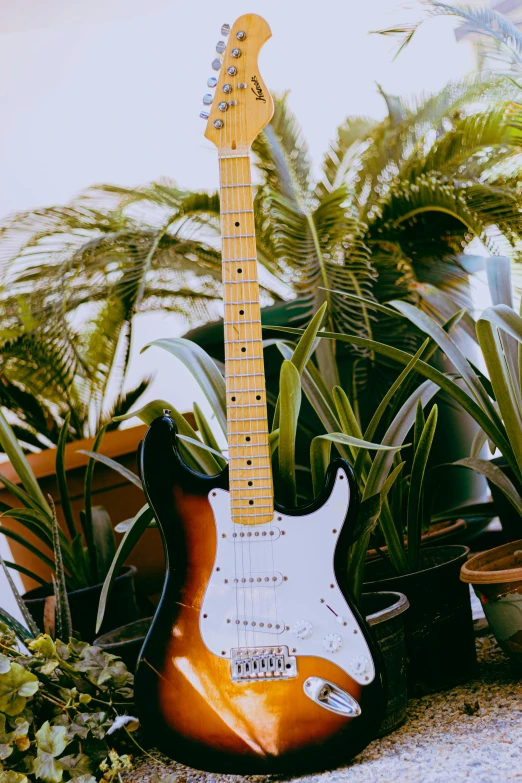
[219,153,274,525]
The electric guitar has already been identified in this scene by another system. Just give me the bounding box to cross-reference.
[135,14,386,773]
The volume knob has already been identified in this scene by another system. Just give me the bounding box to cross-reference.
[292,619,313,640]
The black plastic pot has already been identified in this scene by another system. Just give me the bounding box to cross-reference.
[361,591,409,736]
[363,546,476,695]
[23,566,139,643]
[94,617,153,670]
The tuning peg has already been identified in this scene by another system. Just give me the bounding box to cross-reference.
[221,23,230,37]
[216,40,226,54]
[202,94,213,106]
[207,77,218,88]
[200,111,210,120]
[211,58,221,71]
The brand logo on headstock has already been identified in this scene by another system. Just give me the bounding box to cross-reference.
[251,75,266,103]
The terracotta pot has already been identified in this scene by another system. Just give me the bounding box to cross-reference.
[461,539,522,666]
[366,518,467,562]
[0,425,163,594]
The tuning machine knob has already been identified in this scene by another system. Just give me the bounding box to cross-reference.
[207,77,218,88]
[202,94,213,106]
[216,40,226,54]
[199,111,210,120]
[221,23,230,37]
[211,58,222,71]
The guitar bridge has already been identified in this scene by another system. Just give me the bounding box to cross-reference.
[231,646,297,681]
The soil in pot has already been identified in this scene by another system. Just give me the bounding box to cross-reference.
[361,591,409,736]
[94,618,153,670]
[364,545,476,695]
[23,566,139,643]
[461,539,522,667]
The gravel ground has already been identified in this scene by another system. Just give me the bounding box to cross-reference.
[125,636,522,783]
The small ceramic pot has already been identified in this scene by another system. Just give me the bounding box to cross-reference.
[461,539,522,666]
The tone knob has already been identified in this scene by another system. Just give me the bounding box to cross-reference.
[202,94,213,105]
[207,77,218,88]
[211,58,221,71]
[216,40,226,54]
[199,111,210,120]
[292,619,312,640]
[322,633,343,653]
[348,656,370,676]
[221,23,230,37]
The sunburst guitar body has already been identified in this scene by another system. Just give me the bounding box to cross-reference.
[135,14,386,774]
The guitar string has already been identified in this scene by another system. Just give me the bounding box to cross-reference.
[221,112,241,653]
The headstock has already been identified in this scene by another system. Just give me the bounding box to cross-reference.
[200,14,274,153]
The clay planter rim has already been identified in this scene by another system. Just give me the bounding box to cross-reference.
[22,564,137,602]
[460,538,522,585]
[364,544,471,586]
[363,591,410,625]
[94,617,153,650]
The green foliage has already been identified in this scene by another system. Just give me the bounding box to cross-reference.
[0,416,123,593]
[0,623,135,782]
[2,69,522,445]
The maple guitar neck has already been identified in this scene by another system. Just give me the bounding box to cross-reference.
[219,154,273,525]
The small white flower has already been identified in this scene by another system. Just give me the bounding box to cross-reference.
[106,714,140,735]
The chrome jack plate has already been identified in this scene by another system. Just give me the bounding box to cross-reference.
[304,677,361,717]
[231,646,297,681]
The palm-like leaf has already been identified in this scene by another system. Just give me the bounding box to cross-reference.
[2,67,522,436]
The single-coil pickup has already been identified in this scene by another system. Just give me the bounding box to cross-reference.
[229,571,283,587]
[232,616,285,633]
[231,646,297,680]
[227,525,280,542]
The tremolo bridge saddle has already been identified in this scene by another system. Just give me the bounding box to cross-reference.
[231,646,297,681]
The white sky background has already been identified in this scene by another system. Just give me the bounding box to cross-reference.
[0,0,477,418]
[0,1,481,610]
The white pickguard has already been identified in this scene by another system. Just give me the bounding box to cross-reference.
[199,469,375,686]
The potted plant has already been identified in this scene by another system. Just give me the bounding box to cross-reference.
[276,251,522,668]
[0,551,138,783]
[0,412,140,643]
[94,306,469,722]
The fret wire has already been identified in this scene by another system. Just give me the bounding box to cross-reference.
[223,279,259,284]
[232,512,275,519]
[222,234,256,239]
[228,403,265,408]
[224,320,261,325]
[226,372,266,378]
[227,387,266,393]
[228,416,267,421]
[222,259,258,265]
[230,475,272,481]
[220,183,253,188]
[223,300,260,305]
[218,154,251,159]
[221,209,254,214]
[224,338,263,343]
